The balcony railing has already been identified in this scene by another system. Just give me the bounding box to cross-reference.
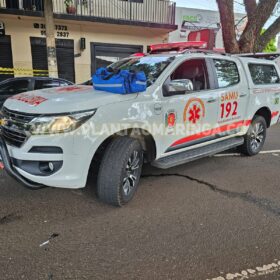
[0,0,176,26]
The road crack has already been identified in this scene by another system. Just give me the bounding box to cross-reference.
[142,173,280,217]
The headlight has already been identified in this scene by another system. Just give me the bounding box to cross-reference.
[30,109,96,135]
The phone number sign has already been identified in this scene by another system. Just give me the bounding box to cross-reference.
[33,23,70,38]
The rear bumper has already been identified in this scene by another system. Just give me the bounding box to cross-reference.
[0,135,45,189]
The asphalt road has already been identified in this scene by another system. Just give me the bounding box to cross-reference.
[0,125,280,280]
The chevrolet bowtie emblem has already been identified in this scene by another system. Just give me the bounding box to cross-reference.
[0,118,8,127]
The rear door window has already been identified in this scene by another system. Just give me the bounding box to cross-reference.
[213,59,240,88]
[248,64,280,85]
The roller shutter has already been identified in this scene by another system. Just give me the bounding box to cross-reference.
[30,37,48,77]
[56,39,75,83]
[0,36,14,82]
[30,37,75,83]
[90,43,143,74]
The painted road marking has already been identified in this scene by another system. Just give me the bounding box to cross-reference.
[214,150,280,157]
[207,259,280,280]
[260,150,280,154]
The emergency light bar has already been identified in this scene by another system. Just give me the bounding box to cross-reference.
[148,41,208,54]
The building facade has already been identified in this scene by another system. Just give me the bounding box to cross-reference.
[169,7,246,49]
[0,0,176,83]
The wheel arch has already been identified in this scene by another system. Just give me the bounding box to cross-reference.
[92,128,157,166]
[254,107,272,128]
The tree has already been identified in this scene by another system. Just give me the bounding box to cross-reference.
[263,37,277,52]
[262,30,277,52]
[216,0,280,53]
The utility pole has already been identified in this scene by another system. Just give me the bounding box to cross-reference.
[44,0,58,78]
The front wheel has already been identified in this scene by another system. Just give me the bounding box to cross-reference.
[97,137,143,206]
[239,116,267,156]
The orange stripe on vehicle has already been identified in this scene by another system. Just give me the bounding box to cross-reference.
[272,111,279,118]
[171,120,251,147]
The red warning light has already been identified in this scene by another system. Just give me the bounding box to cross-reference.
[130,53,146,57]
[149,41,207,54]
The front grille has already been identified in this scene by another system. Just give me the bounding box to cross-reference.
[2,107,37,123]
[1,127,27,147]
[0,107,39,148]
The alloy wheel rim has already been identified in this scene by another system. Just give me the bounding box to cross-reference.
[122,151,140,196]
[250,122,264,152]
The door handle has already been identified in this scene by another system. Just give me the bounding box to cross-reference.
[207,98,217,103]
[240,94,247,98]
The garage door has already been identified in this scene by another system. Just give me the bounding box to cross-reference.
[0,36,14,82]
[90,43,143,75]
[30,37,75,83]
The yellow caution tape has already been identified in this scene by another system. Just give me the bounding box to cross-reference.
[0,67,49,76]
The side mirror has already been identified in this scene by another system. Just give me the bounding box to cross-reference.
[168,79,193,94]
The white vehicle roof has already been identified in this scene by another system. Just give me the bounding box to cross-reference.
[143,46,280,64]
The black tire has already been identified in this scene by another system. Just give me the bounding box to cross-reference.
[97,137,143,206]
[239,115,267,156]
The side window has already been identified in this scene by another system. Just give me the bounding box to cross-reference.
[0,81,13,95]
[59,81,71,86]
[0,80,29,95]
[248,64,280,85]
[213,59,240,88]
[50,80,62,87]
[35,79,60,90]
[170,59,209,91]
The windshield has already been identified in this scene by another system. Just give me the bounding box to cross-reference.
[109,56,175,86]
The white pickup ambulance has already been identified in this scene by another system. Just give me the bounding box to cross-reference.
[0,43,280,206]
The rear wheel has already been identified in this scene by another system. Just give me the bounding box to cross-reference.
[97,137,143,206]
[239,116,267,156]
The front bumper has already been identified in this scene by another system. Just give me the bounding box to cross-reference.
[0,128,101,189]
[0,136,45,189]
